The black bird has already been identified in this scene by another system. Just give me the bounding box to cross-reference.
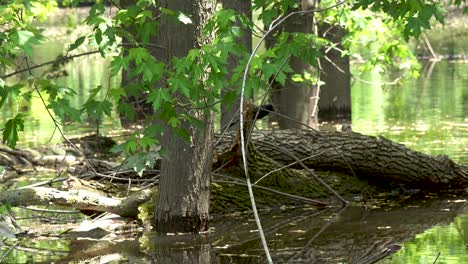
[227,104,275,128]
[252,104,275,120]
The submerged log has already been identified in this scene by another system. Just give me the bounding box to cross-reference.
[215,130,468,188]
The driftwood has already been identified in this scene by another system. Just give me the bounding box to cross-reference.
[0,186,152,218]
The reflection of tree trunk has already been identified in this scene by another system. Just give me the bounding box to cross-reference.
[151,244,211,264]
[271,12,319,129]
[155,0,215,235]
[318,23,351,122]
[54,199,466,263]
[220,0,252,130]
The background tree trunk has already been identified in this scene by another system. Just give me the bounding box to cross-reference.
[155,0,215,234]
[220,0,252,130]
[318,23,351,123]
[270,11,319,129]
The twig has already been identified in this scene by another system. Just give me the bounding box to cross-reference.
[258,140,348,205]
[423,33,439,61]
[24,59,100,176]
[0,241,19,263]
[19,206,80,214]
[287,204,348,262]
[1,51,100,79]
[239,2,348,262]
[433,252,441,264]
[1,43,165,80]
[252,150,327,186]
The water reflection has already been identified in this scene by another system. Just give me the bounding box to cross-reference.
[351,61,467,163]
[4,196,463,263]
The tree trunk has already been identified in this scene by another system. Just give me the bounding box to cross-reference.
[270,10,319,129]
[220,0,252,130]
[318,23,351,122]
[155,0,216,234]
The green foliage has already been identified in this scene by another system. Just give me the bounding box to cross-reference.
[2,114,25,148]
[0,0,459,174]
[352,0,447,39]
[0,203,11,215]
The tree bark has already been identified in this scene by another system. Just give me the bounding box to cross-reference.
[155,0,216,234]
[215,130,468,187]
[318,23,351,122]
[270,9,319,129]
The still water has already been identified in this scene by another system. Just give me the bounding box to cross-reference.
[0,9,467,264]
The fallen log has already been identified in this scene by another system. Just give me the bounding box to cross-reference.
[215,130,468,188]
[2,126,466,217]
[0,187,152,218]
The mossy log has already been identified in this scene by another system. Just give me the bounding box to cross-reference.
[214,129,468,188]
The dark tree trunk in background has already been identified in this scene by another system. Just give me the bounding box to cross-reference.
[119,0,157,127]
[220,0,252,130]
[155,0,215,235]
[270,12,319,129]
[318,24,351,122]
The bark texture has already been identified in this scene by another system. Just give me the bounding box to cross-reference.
[318,23,351,122]
[215,130,468,187]
[155,0,215,234]
[270,8,319,129]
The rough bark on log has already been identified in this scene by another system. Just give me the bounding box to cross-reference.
[215,130,468,188]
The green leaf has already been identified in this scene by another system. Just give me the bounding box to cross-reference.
[168,117,180,127]
[110,56,128,76]
[69,36,86,51]
[0,83,24,108]
[125,140,138,154]
[2,114,25,149]
[108,87,126,102]
[13,30,41,57]
[125,151,160,176]
[95,28,103,44]
[48,99,82,122]
[144,124,164,137]
[140,136,156,150]
[147,89,170,110]
[291,74,304,82]
[82,99,113,120]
